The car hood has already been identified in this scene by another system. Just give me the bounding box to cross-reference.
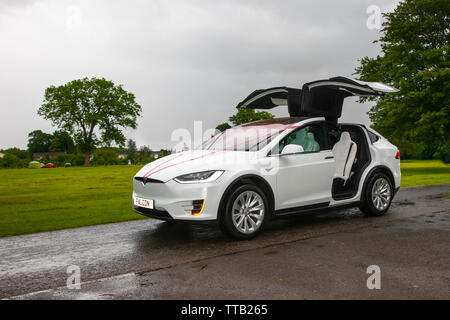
[134,150,259,182]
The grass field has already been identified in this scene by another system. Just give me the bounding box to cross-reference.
[0,160,449,238]
[399,160,450,187]
[0,165,146,238]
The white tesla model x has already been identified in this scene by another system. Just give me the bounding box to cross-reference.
[133,77,401,239]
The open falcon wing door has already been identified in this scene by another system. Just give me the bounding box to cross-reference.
[299,76,398,122]
[236,76,398,121]
[236,87,303,116]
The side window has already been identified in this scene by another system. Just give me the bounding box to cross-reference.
[367,130,380,143]
[328,126,361,150]
[279,122,329,153]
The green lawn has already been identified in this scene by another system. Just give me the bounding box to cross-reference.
[0,160,449,238]
[400,160,450,187]
[0,165,147,238]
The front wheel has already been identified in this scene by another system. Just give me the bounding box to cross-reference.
[360,173,393,216]
[219,184,268,240]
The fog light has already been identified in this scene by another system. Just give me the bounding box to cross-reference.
[190,199,205,215]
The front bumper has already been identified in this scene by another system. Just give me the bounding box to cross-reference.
[132,176,228,221]
[133,206,173,220]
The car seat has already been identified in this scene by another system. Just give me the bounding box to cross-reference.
[332,131,357,182]
[289,129,309,148]
[305,132,320,152]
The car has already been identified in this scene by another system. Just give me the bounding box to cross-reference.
[44,163,55,168]
[133,76,401,239]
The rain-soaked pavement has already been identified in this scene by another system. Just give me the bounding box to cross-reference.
[1,184,449,299]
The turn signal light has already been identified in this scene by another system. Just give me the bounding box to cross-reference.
[190,199,205,215]
[395,150,400,159]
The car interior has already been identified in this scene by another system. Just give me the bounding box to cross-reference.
[329,124,371,200]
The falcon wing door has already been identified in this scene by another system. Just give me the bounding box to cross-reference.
[236,87,303,116]
[300,76,398,120]
[236,77,398,121]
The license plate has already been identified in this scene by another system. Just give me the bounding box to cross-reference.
[134,197,154,209]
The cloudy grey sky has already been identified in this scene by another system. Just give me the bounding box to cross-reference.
[0,0,400,150]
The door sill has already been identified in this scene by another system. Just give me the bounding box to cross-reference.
[274,202,330,216]
[274,201,362,217]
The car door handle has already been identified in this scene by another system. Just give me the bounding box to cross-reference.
[325,156,334,159]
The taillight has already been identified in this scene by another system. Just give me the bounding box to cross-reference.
[395,150,400,159]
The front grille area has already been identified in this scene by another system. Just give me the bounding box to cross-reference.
[134,177,164,184]
[133,205,173,220]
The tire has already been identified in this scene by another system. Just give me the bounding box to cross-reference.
[219,184,269,240]
[360,172,393,216]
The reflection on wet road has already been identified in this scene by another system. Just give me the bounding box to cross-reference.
[0,184,448,298]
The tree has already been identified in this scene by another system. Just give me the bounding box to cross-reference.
[90,148,120,166]
[27,130,53,154]
[0,153,20,168]
[3,148,30,160]
[49,131,75,153]
[215,122,232,132]
[229,108,275,126]
[38,77,142,165]
[216,108,275,131]
[355,0,449,159]
[126,138,137,159]
[136,146,155,164]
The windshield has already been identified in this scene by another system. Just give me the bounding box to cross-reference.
[199,118,304,152]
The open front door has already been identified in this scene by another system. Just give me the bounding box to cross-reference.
[236,76,398,120]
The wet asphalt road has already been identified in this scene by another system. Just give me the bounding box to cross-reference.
[1,184,449,299]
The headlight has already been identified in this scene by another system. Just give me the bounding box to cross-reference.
[173,170,224,184]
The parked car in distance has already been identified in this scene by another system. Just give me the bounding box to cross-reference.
[132,76,401,239]
[64,163,72,167]
[44,163,55,168]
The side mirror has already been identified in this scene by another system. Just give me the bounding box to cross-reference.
[281,144,304,155]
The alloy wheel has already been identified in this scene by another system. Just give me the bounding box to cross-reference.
[371,177,391,211]
[231,191,265,234]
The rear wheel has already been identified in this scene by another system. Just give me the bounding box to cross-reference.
[360,173,393,216]
[219,184,268,240]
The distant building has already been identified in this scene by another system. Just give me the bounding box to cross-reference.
[0,152,4,158]
[32,152,66,160]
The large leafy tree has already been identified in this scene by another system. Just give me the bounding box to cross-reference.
[216,108,274,132]
[27,130,54,154]
[38,77,142,165]
[355,0,449,159]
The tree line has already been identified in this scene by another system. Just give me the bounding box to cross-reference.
[0,134,170,169]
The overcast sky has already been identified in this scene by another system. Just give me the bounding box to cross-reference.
[0,0,400,150]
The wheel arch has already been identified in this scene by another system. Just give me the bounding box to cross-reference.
[360,165,395,201]
[217,174,275,221]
